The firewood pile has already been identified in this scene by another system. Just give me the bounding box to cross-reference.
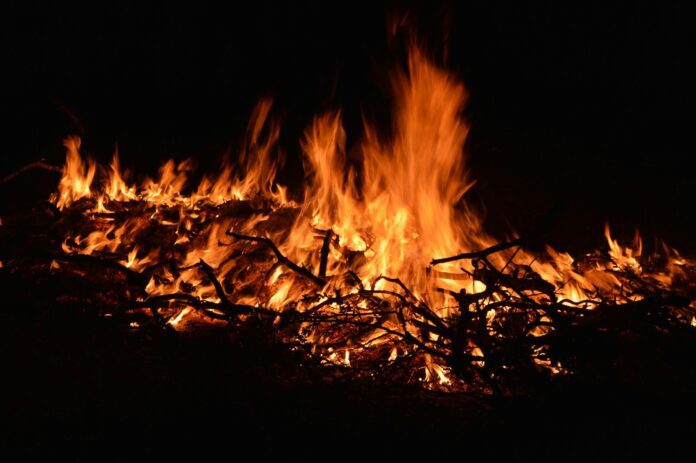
[2,48,695,397]
[2,179,694,397]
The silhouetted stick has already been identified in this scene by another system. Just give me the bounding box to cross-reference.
[133,292,279,320]
[1,159,61,185]
[226,230,326,287]
[500,245,522,274]
[135,293,230,320]
[375,275,416,300]
[53,252,148,287]
[319,229,333,279]
[431,203,564,266]
[198,259,234,306]
[431,237,525,266]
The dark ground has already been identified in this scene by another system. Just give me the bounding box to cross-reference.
[1,294,695,460]
[2,1,696,459]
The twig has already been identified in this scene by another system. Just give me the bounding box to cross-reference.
[133,292,278,320]
[0,159,62,185]
[319,229,333,279]
[500,245,522,274]
[375,275,416,300]
[134,293,231,320]
[197,259,234,306]
[53,252,148,287]
[432,204,564,266]
[226,230,326,287]
[431,237,524,266]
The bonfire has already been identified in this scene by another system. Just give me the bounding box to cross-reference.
[2,45,694,396]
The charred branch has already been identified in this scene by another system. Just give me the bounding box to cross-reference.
[319,229,333,279]
[431,237,525,266]
[1,159,62,185]
[226,230,326,287]
[1,188,693,397]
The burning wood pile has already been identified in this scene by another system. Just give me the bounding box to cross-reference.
[2,47,695,396]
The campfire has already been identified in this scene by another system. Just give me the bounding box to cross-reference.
[2,44,694,397]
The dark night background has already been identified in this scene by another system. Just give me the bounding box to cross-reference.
[2,1,696,459]
[3,1,695,253]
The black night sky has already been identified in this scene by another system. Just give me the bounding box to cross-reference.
[4,1,695,251]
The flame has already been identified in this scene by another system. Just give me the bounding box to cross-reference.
[52,137,96,208]
[104,148,137,201]
[168,307,192,327]
[285,48,485,300]
[48,44,693,388]
[605,223,642,271]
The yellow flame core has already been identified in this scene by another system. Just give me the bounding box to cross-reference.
[285,49,489,300]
